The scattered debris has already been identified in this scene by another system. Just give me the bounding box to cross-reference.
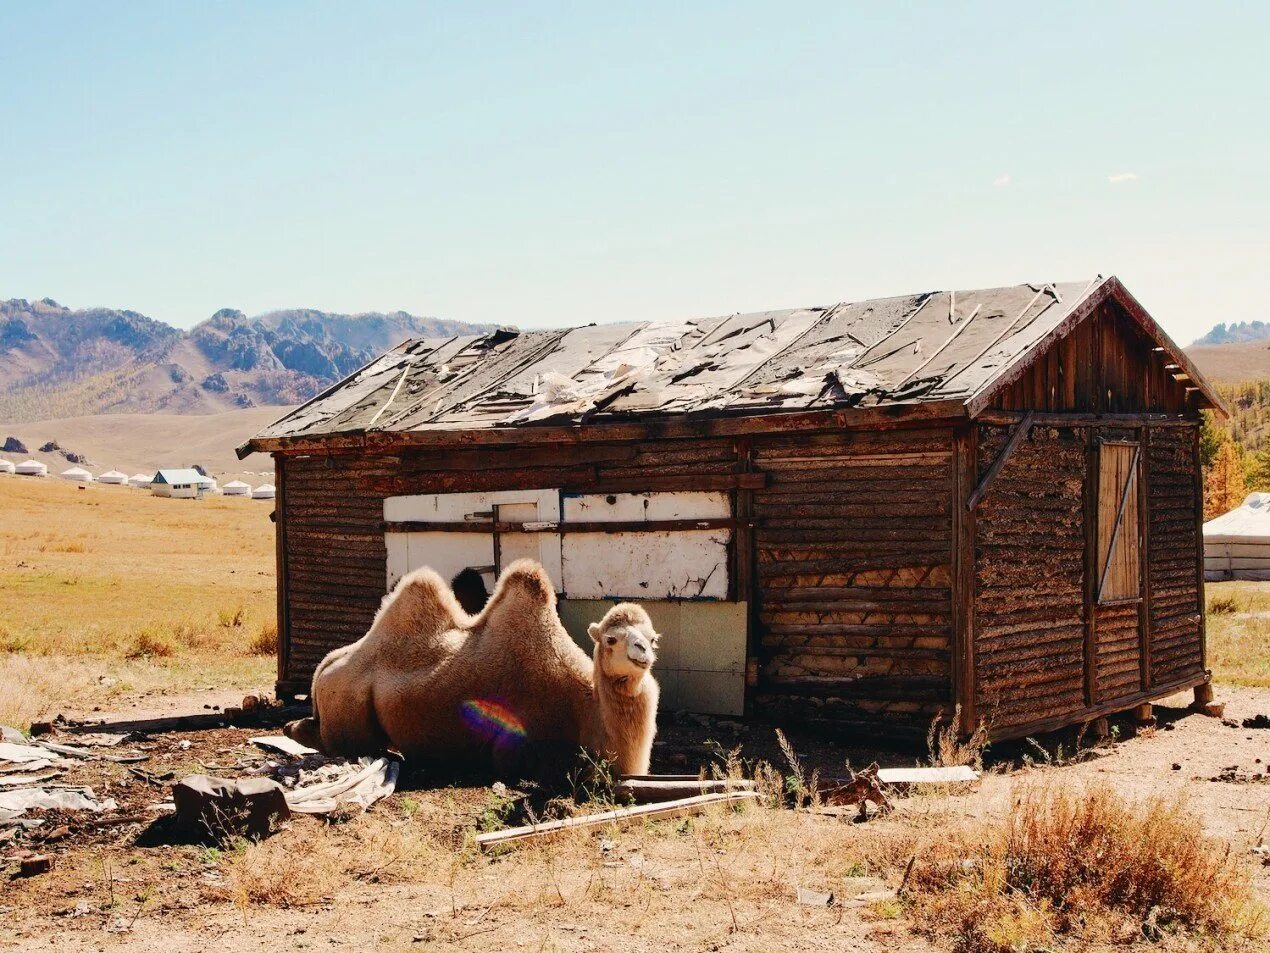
[172,775,291,841]
[34,739,146,764]
[1211,765,1268,784]
[281,756,399,814]
[615,775,755,804]
[20,854,53,877]
[1242,714,1270,729]
[0,786,118,826]
[796,886,833,907]
[475,790,761,850]
[250,735,318,757]
[817,763,893,821]
[875,766,979,786]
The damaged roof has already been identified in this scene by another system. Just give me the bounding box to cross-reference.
[245,276,1223,451]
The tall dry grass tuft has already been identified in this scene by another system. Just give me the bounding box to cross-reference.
[905,780,1267,951]
[247,621,277,656]
[926,704,989,769]
[126,627,177,659]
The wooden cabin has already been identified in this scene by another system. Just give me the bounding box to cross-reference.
[241,277,1225,742]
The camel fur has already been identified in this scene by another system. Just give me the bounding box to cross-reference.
[285,559,660,775]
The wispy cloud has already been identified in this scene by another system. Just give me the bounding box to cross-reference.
[993,173,1011,187]
[1107,172,1139,184]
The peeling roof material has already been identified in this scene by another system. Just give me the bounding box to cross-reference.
[247,277,1220,449]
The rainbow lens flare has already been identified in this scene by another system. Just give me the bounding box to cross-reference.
[460,698,527,746]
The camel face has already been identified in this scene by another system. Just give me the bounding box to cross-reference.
[589,605,660,688]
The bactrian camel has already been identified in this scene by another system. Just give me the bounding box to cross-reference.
[285,559,660,775]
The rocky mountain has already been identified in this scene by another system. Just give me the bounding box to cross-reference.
[0,298,498,422]
[1192,321,1270,347]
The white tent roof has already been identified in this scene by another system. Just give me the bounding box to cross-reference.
[251,483,276,498]
[1203,492,1270,545]
[99,469,128,480]
[16,460,47,472]
[60,466,93,480]
[129,472,153,483]
[0,459,14,472]
[223,480,250,489]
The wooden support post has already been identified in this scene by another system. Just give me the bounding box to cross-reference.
[1132,702,1154,725]
[1192,680,1223,717]
[951,425,978,735]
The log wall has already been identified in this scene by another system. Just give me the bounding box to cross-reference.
[747,428,955,736]
[1147,426,1205,686]
[972,425,1089,733]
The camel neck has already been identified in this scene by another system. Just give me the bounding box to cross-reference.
[589,663,655,774]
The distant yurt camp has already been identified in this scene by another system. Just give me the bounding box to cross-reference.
[150,468,207,499]
[60,466,93,482]
[222,480,251,496]
[250,483,276,500]
[0,459,14,475]
[98,470,129,485]
[128,473,153,488]
[196,475,219,494]
[15,460,47,477]
[1204,492,1270,580]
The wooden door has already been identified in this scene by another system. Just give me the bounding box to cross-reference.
[1092,441,1145,703]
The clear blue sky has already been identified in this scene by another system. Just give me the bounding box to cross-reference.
[1,2,1266,344]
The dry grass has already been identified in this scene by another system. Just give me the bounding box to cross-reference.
[247,620,277,656]
[0,477,275,726]
[1206,581,1270,688]
[904,780,1268,951]
[926,704,989,769]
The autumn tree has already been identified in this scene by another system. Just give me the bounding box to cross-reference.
[1204,439,1247,519]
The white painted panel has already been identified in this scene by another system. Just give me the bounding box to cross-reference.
[562,491,729,522]
[403,533,496,590]
[385,491,562,591]
[561,530,729,600]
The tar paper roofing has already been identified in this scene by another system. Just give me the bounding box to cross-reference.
[245,276,1222,452]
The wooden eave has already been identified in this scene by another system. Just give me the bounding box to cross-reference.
[238,399,969,458]
[963,276,1229,420]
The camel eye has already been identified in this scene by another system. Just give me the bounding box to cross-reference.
[606,636,617,646]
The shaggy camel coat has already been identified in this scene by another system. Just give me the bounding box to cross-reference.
[286,559,660,775]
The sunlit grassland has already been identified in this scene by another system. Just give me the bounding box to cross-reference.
[1205,580,1270,688]
[0,476,276,726]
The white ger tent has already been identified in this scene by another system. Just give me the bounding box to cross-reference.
[60,466,94,482]
[1203,491,1270,580]
[222,480,251,496]
[97,470,129,485]
[15,460,47,476]
[250,483,276,500]
[128,473,153,488]
[0,459,14,475]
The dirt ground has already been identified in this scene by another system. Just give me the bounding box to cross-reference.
[3,684,1267,952]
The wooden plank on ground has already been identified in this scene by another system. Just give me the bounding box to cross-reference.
[474,790,761,850]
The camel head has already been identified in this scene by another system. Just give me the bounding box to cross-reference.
[588,603,659,696]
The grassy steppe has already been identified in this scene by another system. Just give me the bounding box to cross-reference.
[0,476,276,727]
[1,474,1267,727]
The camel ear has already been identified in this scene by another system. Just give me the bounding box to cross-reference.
[650,630,661,647]
[587,622,601,643]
